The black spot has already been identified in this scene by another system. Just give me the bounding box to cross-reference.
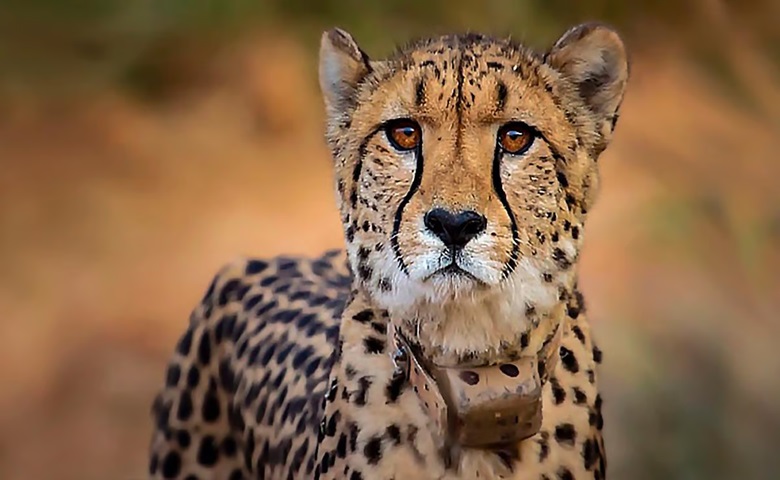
[354,376,372,406]
[583,437,599,470]
[560,346,580,373]
[538,359,547,381]
[187,365,200,388]
[557,467,574,480]
[551,378,566,404]
[572,226,580,239]
[337,433,348,458]
[520,332,529,348]
[202,393,220,422]
[228,469,243,480]
[386,372,405,402]
[276,343,294,364]
[587,368,596,384]
[415,79,426,107]
[161,451,181,478]
[573,387,588,404]
[358,264,373,281]
[554,423,577,445]
[543,273,553,283]
[198,332,211,365]
[245,259,268,275]
[222,437,237,457]
[496,81,508,111]
[363,336,384,354]
[350,190,358,208]
[499,363,520,377]
[218,278,243,306]
[349,422,359,452]
[176,430,191,449]
[363,436,383,465]
[177,391,193,421]
[557,171,569,188]
[386,424,401,445]
[593,346,603,364]
[350,472,364,480]
[595,394,604,430]
[166,364,181,387]
[352,309,374,323]
[292,346,314,369]
[552,248,571,269]
[571,325,586,343]
[244,294,263,311]
[197,436,219,466]
[325,410,340,437]
[179,330,197,360]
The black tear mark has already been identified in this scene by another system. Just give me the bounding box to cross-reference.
[390,142,424,275]
[492,143,520,278]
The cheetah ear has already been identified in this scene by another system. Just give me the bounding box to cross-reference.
[319,28,372,115]
[547,23,628,120]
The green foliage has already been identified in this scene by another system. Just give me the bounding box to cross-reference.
[2,0,774,100]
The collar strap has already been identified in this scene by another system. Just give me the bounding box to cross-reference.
[388,320,563,450]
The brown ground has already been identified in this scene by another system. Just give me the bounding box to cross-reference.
[0,35,778,480]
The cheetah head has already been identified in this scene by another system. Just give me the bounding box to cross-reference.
[319,24,628,361]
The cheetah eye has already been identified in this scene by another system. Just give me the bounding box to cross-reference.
[385,119,421,152]
[498,122,535,155]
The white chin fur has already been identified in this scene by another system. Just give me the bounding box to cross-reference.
[371,244,563,356]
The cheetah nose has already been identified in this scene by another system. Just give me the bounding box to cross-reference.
[424,208,487,249]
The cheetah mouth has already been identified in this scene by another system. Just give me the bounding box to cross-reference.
[424,262,485,284]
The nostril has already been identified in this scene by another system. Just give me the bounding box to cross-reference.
[462,216,487,237]
[424,212,446,236]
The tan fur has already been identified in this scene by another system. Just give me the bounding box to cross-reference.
[149,23,627,480]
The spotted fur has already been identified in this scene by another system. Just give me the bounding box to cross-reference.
[149,22,628,480]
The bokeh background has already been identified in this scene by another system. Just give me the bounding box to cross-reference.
[1,1,778,479]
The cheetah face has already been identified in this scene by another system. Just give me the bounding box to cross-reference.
[320,25,628,313]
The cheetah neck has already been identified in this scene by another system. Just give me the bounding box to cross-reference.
[373,277,573,368]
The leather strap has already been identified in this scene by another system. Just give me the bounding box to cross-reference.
[388,319,563,450]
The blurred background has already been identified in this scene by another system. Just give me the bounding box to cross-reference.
[0,0,778,479]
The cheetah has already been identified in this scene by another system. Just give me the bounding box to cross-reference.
[149,22,628,480]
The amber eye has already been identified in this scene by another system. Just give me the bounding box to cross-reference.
[498,122,535,155]
[386,119,421,151]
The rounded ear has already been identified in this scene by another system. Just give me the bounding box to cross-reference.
[319,28,372,116]
[547,23,629,121]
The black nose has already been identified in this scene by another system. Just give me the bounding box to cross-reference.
[424,208,487,249]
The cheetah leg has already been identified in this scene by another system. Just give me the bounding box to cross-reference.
[149,322,246,480]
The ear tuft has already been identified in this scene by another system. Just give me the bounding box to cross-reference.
[319,28,372,115]
[547,23,629,120]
